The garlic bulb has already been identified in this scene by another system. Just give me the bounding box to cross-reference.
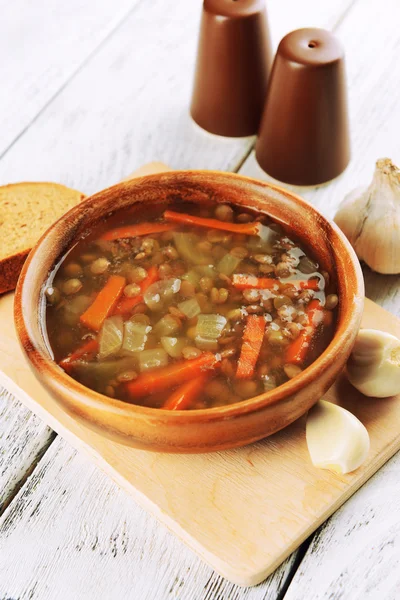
[306,400,370,474]
[334,158,400,274]
[347,329,400,397]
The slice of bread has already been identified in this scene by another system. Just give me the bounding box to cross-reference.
[0,182,85,294]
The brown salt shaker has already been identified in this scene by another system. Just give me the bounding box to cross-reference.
[190,0,273,137]
[256,28,350,185]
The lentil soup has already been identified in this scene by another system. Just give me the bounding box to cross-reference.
[45,202,338,410]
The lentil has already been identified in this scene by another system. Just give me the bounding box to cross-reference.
[237,213,253,223]
[142,238,159,255]
[180,280,196,297]
[182,346,202,360]
[199,276,213,293]
[123,283,141,298]
[158,263,172,278]
[325,294,339,310]
[215,204,234,222]
[220,358,236,378]
[129,267,148,283]
[230,247,248,259]
[64,262,83,277]
[205,379,231,401]
[63,279,82,295]
[243,288,261,303]
[90,258,110,275]
[253,254,273,265]
[210,287,229,304]
[45,287,61,305]
[105,385,115,397]
[234,380,259,399]
[163,246,179,260]
[246,304,264,315]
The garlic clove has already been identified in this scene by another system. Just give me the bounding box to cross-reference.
[306,400,370,474]
[334,158,400,274]
[347,329,400,397]
[334,185,367,248]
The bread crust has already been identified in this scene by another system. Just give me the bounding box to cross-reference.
[0,250,30,294]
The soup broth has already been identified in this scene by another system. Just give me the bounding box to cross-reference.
[45,201,338,410]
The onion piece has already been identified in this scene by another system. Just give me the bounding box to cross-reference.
[181,270,201,286]
[195,314,227,350]
[247,226,277,252]
[173,232,209,265]
[161,336,189,358]
[143,278,181,311]
[195,265,217,278]
[153,314,181,338]
[64,295,93,315]
[139,348,169,372]
[263,375,277,392]
[122,320,151,354]
[217,253,241,276]
[195,337,219,351]
[178,298,201,318]
[99,315,124,359]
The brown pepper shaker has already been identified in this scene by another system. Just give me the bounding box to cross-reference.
[256,28,351,185]
[190,0,273,137]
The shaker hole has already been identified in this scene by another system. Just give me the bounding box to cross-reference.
[308,41,317,48]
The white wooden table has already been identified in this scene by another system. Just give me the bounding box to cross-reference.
[1,1,400,598]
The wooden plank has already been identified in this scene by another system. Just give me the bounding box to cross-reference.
[0,0,251,193]
[267,0,356,48]
[283,451,400,600]
[0,0,355,195]
[0,387,54,513]
[0,0,140,159]
[0,438,296,600]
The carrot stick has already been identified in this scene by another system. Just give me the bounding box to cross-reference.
[236,315,266,379]
[114,265,159,316]
[285,300,325,365]
[164,210,262,236]
[232,274,320,291]
[80,275,126,331]
[99,222,175,241]
[59,338,98,372]
[163,374,208,410]
[126,352,218,398]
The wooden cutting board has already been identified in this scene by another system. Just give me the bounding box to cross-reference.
[1,163,400,587]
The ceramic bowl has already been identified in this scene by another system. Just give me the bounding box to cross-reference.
[15,171,364,452]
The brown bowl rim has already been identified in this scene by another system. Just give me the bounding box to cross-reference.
[15,169,364,425]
